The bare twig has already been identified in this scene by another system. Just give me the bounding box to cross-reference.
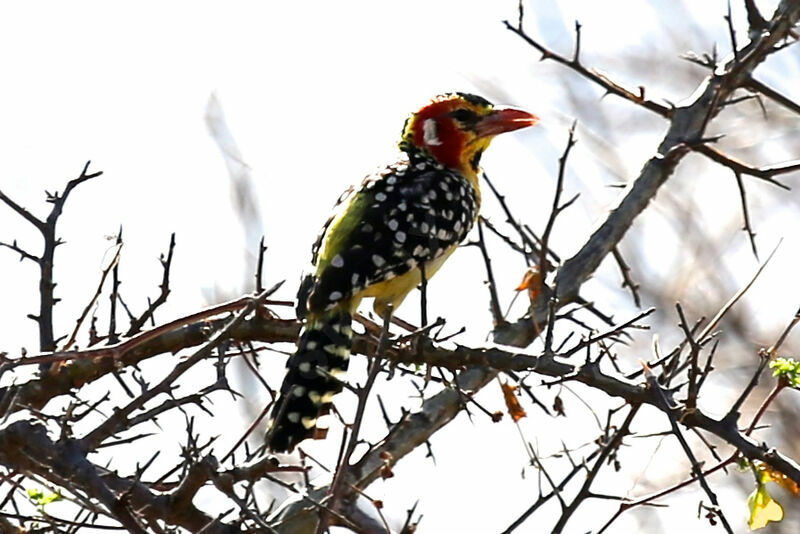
[550,404,641,534]
[611,247,641,307]
[0,161,103,351]
[725,0,740,64]
[62,244,122,351]
[539,121,579,280]
[108,228,123,345]
[475,219,505,326]
[746,76,800,115]
[644,366,734,533]
[319,307,393,534]
[255,236,267,293]
[504,22,672,117]
[766,304,800,356]
[694,143,796,189]
[0,240,38,263]
[126,233,176,336]
[733,170,759,258]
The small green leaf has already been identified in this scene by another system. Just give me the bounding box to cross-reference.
[769,357,800,388]
[27,487,62,508]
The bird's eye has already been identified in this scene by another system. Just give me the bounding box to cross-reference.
[448,108,480,126]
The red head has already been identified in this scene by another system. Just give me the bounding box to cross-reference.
[399,93,538,176]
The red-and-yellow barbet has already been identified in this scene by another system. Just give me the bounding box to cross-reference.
[267,93,538,452]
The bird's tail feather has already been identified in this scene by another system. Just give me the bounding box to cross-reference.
[266,308,352,452]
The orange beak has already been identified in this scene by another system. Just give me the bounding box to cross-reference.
[474,107,539,138]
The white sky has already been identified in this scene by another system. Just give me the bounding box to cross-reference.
[1,1,798,532]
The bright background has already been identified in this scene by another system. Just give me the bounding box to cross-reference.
[1,1,799,532]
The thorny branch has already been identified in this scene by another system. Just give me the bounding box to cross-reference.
[496,0,800,347]
[0,161,103,352]
[125,233,176,336]
[2,2,800,533]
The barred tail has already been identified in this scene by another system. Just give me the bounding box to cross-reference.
[266,308,353,452]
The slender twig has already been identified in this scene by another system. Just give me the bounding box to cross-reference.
[610,247,641,307]
[482,172,541,261]
[766,304,800,356]
[725,0,740,64]
[221,400,273,464]
[723,351,771,423]
[126,233,176,336]
[675,303,703,410]
[550,404,641,534]
[255,236,267,293]
[645,367,734,533]
[479,215,528,257]
[694,240,780,343]
[419,263,428,328]
[0,240,38,263]
[108,228,123,345]
[693,144,795,189]
[504,22,671,117]
[62,244,122,351]
[319,306,393,534]
[746,76,800,114]
[557,308,654,359]
[539,121,578,280]
[476,219,505,326]
[733,170,759,258]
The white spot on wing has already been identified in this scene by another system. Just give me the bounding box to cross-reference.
[330,367,347,378]
[331,254,344,267]
[301,416,317,429]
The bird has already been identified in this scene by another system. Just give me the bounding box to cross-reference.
[266,92,538,452]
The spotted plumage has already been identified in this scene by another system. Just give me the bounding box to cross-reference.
[304,152,478,315]
[267,93,538,452]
